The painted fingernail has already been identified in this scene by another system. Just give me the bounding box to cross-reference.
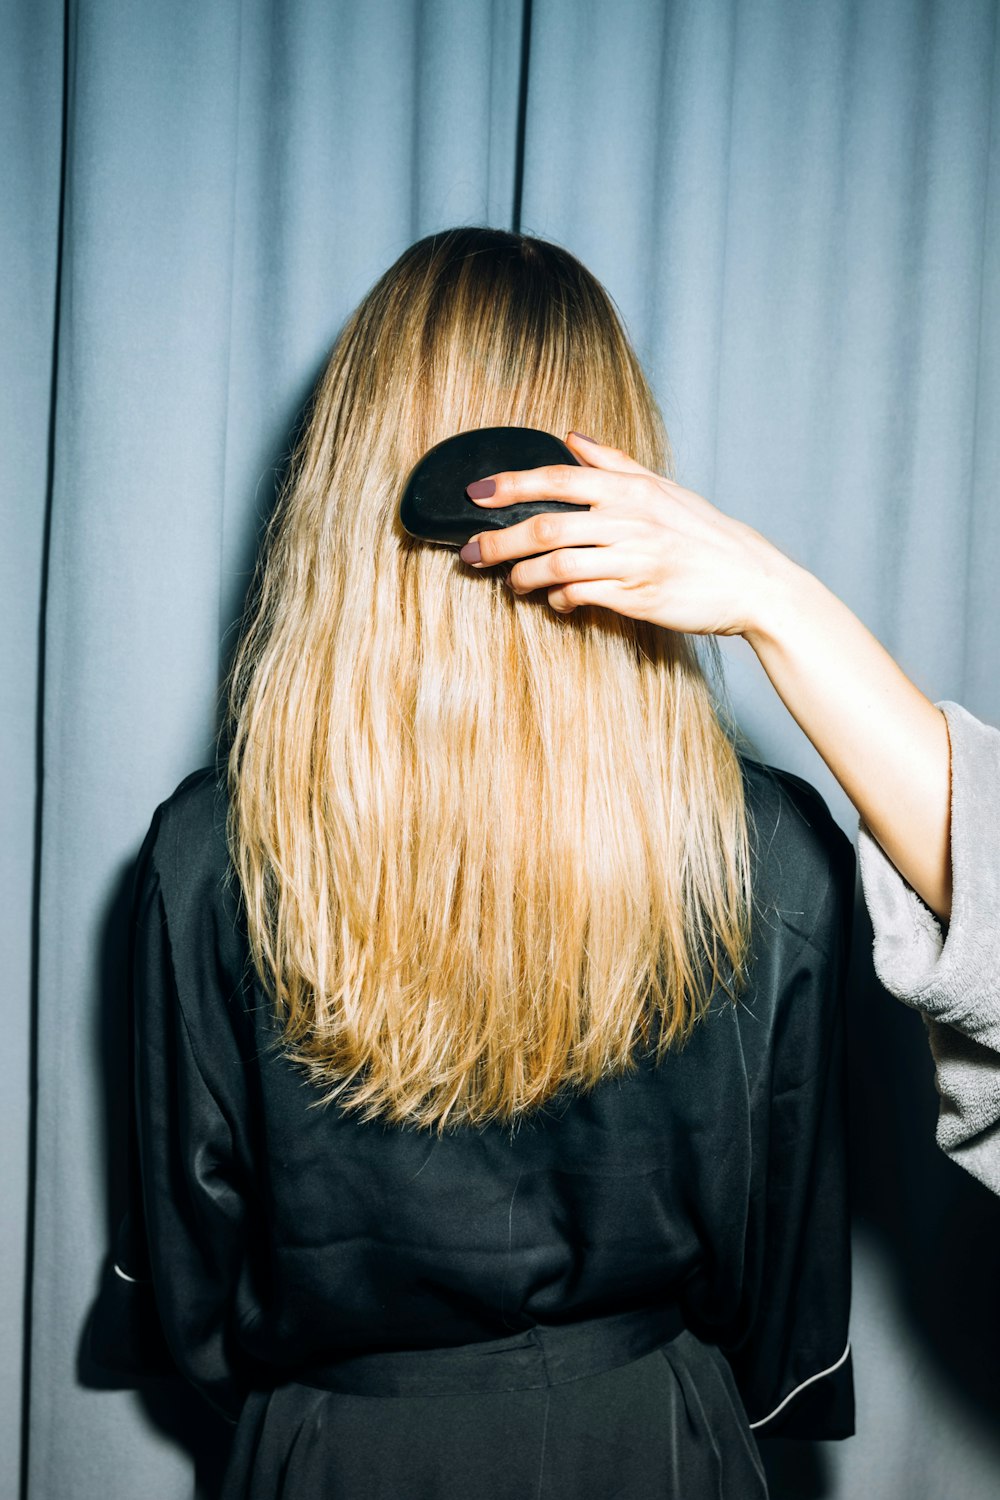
[459,540,482,563]
[466,479,496,500]
[569,432,596,443]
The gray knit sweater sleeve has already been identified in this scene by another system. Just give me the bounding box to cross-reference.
[857,700,1000,1194]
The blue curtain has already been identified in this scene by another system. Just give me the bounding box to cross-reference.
[4,2,998,1497]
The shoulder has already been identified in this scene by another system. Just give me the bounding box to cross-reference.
[135,765,250,1006]
[138,764,234,918]
[740,757,856,953]
[143,765,228,864]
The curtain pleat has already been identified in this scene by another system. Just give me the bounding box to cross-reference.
[17,4,527,1497]
[518,10,1000,1498]
[519,0,1000,799]
[4,2,998,1497]
[0,5,64,1500]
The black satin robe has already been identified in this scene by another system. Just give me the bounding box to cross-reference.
[94,758,855,1498]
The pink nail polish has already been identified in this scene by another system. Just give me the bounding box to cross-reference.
[459,540,482,563]
[466,479,496,500]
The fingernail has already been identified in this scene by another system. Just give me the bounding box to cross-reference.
[466,479,496,500]
[459,540,482,563]
[569,432,596,444]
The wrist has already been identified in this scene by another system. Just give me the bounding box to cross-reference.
[740,540,817,653]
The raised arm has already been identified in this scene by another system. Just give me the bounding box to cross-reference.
[461,432,952,918]
[740,558,952,920]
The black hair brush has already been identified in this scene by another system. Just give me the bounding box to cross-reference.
[399,426,588,548]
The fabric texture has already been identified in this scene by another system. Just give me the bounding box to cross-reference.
[90,756,855,1498]
[219,1332,769,1500]
[858,701,1000,1193]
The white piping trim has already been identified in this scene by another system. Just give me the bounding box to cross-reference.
[748,1341,851,1430]
[113,1263,150,1285]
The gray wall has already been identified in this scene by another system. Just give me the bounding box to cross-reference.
[3,2,998,1496]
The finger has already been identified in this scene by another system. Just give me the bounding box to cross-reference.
[462,508,620,569]
[546,578,636,616]
[466,463,650,511]
[564,432,653,476]
[507,543,626,597]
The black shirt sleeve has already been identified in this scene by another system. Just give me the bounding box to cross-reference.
[129,776,257,1424]
[725,768,856,1439]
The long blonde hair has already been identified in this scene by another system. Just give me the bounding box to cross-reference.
[224,228,751,1131]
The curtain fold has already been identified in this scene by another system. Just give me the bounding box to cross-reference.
[0,6,64,1500]
[4,2,998,1497]
[15,4,527,1497]
[517,12,1000,1499]
[519,0,1000,786]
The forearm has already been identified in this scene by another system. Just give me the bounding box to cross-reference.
[744,557,953,920]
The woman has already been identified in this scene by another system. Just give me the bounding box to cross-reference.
[463,433,1000,1194]
[110,229,855,1498]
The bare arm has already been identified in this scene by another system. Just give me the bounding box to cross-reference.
[462,433,953,919]
[744,556,952,920]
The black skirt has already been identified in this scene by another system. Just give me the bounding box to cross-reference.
[220,1314,767,1500]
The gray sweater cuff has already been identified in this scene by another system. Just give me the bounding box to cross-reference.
[857,700,1000,1052]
